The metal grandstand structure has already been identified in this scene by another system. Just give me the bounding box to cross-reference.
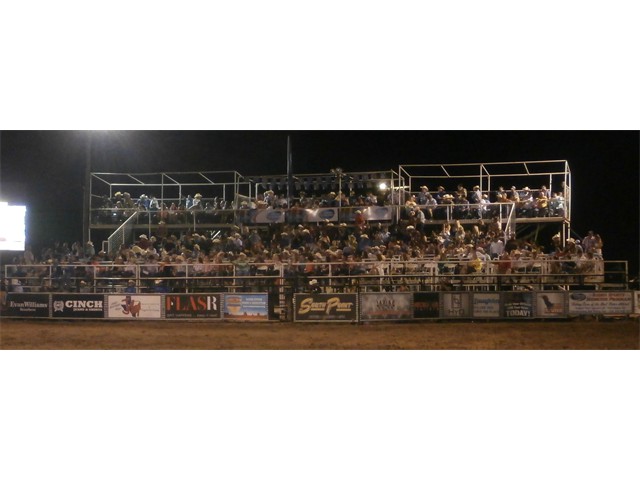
[88,161,571,248]
[6,159,636,322]
[398,159,572,240]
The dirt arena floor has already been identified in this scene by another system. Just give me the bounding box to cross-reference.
[1,318,638,349]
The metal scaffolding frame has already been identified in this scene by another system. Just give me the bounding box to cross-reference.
[398,159,572,243]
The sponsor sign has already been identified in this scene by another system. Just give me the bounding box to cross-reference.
[165,294,222,319]
[502,291,534,318]
[251,209,286,224]
[568,291,633,315]
[413,292,440,319]
[294,293,358,321]
[360,293,413,320]
[363,206,392,221]
[52,294,105,318]
[6,293,50,317]
[535,292,566,318]
[635,291,640,315]
[223,294,269,321]
[303,208,338,222]
[472,293,501,318]
[107,294,162,319]
[441,292,471,317]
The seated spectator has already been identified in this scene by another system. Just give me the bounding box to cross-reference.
[417,186,429,205]
[124,279,137,293]
[549,192,565,217]
[509,186,520,202]
[518,187,535,217]
[190,193,203,210]
[534,192,549,217]
[480,194,491,218]
[469,185,482,204]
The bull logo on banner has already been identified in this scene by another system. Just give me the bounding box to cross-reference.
[121,296,142,317]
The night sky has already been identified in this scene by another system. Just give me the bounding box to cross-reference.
[1,131,638,275]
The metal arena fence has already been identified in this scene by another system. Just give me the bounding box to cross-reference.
[3,258,629,321]
[2,290,637,322]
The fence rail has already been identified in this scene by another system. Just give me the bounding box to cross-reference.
[3,258,628,297]
[90,201,566,227]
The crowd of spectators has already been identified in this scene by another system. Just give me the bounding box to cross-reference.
[3,215,606,294]
[90,184,567,226]
[93,191,235,225]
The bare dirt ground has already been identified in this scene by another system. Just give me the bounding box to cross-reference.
[1,318,638,349]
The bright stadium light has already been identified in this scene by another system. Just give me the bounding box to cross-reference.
[378,182,388,191]
[0,202,27,251]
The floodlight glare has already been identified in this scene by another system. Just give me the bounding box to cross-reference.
[378,182,388,191]
[0,203,27,251]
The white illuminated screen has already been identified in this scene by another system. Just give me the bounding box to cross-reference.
[0,204,27,251]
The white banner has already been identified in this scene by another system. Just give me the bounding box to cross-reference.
[251,209,286,223]
[472,293,501,318]
[568,291,633,315]
[536,292,566,317]
[363,206,393,221]
[303,208,339,222]
[107,294,162,319]
[360,293,413,320]
[441,292,471,317]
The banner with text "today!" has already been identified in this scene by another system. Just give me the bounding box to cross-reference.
[502,291,534,318]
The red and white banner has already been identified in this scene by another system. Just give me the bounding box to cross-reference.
[107,294,162,319]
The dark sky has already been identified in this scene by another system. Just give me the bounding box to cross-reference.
[1,131,638,275]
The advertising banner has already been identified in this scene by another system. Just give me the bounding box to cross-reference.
[535,292,566,318]
[568,291,633,315]
[52,294,105,318]
[472,293,501,318]
[165,294,222,319]
[502,291,534,318]
[6,293,50,317]
[303,208,338,222]
[251,209,286,224]
[413,292,440,319]
[363,206,393,221]
[294,293,358,322]
[222,294,269,321]
[635,291,640,315]
[107,294,162,319]
[360,293,413,320]
[441,292,471,318]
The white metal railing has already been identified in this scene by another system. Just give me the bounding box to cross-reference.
[90,201,565,229]
[107,211,140,254]
[3,258,625,296]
